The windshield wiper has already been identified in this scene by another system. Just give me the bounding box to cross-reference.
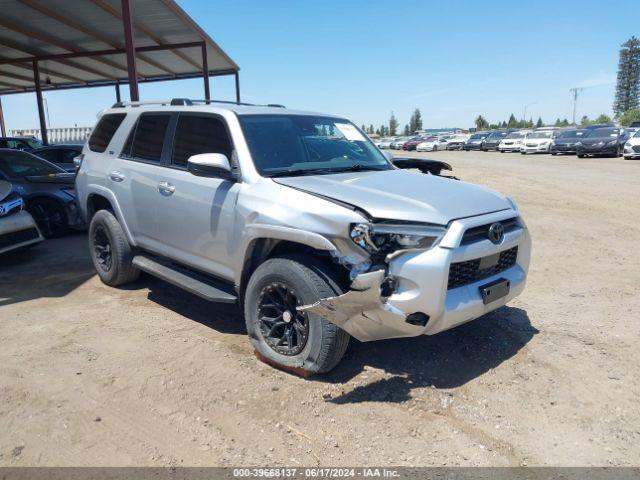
[267,164,387,178]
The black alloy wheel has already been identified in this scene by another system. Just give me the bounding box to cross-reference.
[29,200,68,238]
[257,282,309,356]
[92,224,113,273]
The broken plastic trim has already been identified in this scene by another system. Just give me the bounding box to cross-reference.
[297,269,411,342]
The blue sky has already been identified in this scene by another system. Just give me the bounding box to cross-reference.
[2,0,638,131]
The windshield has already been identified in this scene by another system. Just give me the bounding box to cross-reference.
[634,130,640,138]
[557,130,583,139]
[470,133,487,140]
[586,128,619,138]
[0,151,63,179]
[487,131,507,139]
[22,138,43,149]
[505,132,524,139]
[240,115,392,177]
[528,131,553,139]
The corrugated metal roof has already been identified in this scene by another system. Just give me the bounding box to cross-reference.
[0,0,238,95]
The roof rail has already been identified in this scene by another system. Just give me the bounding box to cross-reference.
[111,98,286,109]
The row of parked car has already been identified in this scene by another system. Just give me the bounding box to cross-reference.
[375,124,640,159]
[0,136,85,255]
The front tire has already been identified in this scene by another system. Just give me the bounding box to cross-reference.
[244,255,350,375]
[28,198,68,238]
[88,210,140,286]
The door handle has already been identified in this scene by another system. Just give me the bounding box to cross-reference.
[157,181,175,195]
[108,171,125,182]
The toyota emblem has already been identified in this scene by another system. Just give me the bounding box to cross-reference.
[488,222,505,244]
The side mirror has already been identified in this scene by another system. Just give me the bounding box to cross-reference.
[187,153,233,179]
[382,151,394,162]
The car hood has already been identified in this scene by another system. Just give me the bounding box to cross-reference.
[0,180,12,201]
[526,138,550,144]
[25,172,75,184]
[582,137,616,144]
[555,138,577,144]
[274,169,511,225]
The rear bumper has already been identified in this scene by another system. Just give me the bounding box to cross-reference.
[300,210,531,342]
[0,210,43,254]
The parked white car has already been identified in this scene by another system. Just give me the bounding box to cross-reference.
[377,138,394,149]
[391,138,409,150]
[520,129,556,154]
[445,134,470,150]
[416,137,448,151]
[498,131,529,152]
[0,180,43,255]
[623,130,640,159]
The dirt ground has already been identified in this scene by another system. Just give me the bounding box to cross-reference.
[1,150,639,467]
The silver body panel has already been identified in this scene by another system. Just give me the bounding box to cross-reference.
[76,102,531,341]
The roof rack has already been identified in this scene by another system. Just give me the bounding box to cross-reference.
[111,98,286,109]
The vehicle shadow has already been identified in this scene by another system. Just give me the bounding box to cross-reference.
[0,232,95,308]
[141,274,246,336]
[318,306,537,404]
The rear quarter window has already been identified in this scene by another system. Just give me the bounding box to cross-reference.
[88,113,126,153]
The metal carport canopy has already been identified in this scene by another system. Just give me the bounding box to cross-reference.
[0,0,240,143]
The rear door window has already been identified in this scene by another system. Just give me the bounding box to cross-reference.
[35,149,59,163]
[88,113,126,152]
[126,114,171,163]
[171,114,233,168]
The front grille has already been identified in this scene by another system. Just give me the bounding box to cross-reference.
[448,246,518,290]
[460,217,519,245]
[0,228,39,250]
[526,143,537,147]
[633,145,640,153]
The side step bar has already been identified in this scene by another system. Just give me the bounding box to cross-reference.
[132,255,237,303]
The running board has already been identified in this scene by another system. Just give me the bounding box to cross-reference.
[132,255,237,303]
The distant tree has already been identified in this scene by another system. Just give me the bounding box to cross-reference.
[403,124,410,135]
[409,109,423,133]
[528,118,534,128]
[594,114,612,124]
[613,36,640,117]
[489,123,500,130]
[474,115,489,130]
[561,118,570,126]
[389,112,399,136]
[507,114,518,128]
[500,121,508,128]
[361,124,366,132]
[618,108,640,126]
[535,117,544,128]
[368,124,374,134]
[554,118,561,127]
[375,128,380,135]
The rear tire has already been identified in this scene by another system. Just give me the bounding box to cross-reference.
[88,210,140,286]
[244,255,350,375]
[577,154,585,158]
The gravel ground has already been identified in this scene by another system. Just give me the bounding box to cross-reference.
[1,150,639,467]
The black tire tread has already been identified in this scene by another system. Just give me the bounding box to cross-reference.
[89,210,139,286]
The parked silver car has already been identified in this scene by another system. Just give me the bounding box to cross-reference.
[76,99,531,374]
[0,180,43,254]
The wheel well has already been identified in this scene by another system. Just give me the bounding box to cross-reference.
[239,239,349,297]
[86,194,113,221]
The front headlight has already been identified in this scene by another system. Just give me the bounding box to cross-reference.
[575,141,582,146]
[350,223,446,255]
[605,140,617,146]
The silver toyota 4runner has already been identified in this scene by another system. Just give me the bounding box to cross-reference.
[76,99,531,374]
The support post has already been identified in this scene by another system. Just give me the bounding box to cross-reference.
[33,61,48,145]
[115,82,121,103]
[0,96,6,137]
[121,0,139,101]
[235,71,240,104]
[201,42,210,102]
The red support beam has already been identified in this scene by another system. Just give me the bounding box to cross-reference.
[32,61,48,145]
[0,96,6,137]
[121,0,139,101]
[201,42,210,102]
[235,72,241,103]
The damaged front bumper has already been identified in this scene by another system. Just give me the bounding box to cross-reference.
[299,210,532,342]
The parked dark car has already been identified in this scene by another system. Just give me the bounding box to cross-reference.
[0,136,43,152]
[402,137,426,151]
[463,132,489,150]
[576,127,629,158]
[550,129,586,155]
[32,144,83,172]
[481,130,512,151]
[0,149,84,237]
